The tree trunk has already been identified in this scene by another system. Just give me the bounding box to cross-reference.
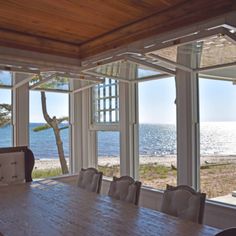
[40,92,69,174]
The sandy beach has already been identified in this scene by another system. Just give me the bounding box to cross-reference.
[34,155,236,170]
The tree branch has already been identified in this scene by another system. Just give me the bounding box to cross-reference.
[41,91,53,125]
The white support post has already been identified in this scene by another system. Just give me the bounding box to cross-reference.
[70,80,96,173]
[12,73,29,147]
[176,44,200,189]
[70,80,83,173]
[119,63,139,178]
[81,86,96,168]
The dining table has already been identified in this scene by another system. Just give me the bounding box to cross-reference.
[0,179,220,236]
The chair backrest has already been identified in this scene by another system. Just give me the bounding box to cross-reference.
[215,228,236,236]
[161,184,206,224]
[108,176,142,205]
[77,168,103,193]
[0,146,35,185]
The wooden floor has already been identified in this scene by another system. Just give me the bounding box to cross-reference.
[0,179,220,236]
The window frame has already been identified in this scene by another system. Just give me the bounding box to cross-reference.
[90,77,119,131]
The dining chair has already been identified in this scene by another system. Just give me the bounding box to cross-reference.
[161,184,206,224]
[77,167,103,193]
[108,176,142,205]
[0,146,35,185]
[215,228,236,236]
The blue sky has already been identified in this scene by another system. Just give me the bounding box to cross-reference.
[30,91,68,122]
[139,77,176,124]
[1,72,236,123]
[199,78,236,122]
[139,77,236,124]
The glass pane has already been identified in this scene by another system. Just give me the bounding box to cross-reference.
[105,99,110,109]
[200,35,236,68]
[0,89,13,147]
[111,110,116,122]
[199,77,236,205]
[29,76,41,87]
[37,77,70,91]
[150,34,236,69]
[200,66,236,81]
[92,78,119,124]
[30,91,70,179]
[111,98,116,109]
[0,71,12,86]
[99,87,104,98]
[90,61,122,78]
[100,102,104,110]
[138,77,177,189]
[105,86,110,97]
[137,66,161,78]
[97,131,120,178]
[111,85,116,96]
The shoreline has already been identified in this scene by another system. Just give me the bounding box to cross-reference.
[34,155,236,170]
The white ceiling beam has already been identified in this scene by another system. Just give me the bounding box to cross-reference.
[55,72,103,83]
[71,80,105,94]
[0,46,81,74]
[81,55,127,73]
[83,71,130,83]
[141,27,231,55]
[126,56,175,75]
[0,65,40,74]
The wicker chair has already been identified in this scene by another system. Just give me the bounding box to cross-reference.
[161,184,206,224]
[108,176,142,205]
[77,167,103,193]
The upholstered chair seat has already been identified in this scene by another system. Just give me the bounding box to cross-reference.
[0,146,35,185]
[108,176,141,205]
[161,185,206,224]
[77,168,103,193]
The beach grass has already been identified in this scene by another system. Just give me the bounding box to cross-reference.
[200,163,236,198]
[32,168,62,179]
[33,163,236,199]
[98,163,236,199]
[98,165,120,177]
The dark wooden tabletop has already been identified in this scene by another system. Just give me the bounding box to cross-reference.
[0,179,220,236]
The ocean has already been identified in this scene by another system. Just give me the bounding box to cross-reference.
[1,122,236,159]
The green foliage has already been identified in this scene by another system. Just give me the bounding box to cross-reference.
[98,165,120,177]
[32,168,62,179]
[33,124,51,132]
[0,103,11,127]
[139,164,173,179]
[98,164,175,179]
[33,123,69,132]
[59,126,69,131]
[31,74,69,90]
[57,117,69,123]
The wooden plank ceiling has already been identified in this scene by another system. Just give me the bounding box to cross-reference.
[0,0,235,59]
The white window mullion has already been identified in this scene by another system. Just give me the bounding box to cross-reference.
[12,72,29,147]
[69,80,83,173]
[119,63,138,177]
[176,44,201,189]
